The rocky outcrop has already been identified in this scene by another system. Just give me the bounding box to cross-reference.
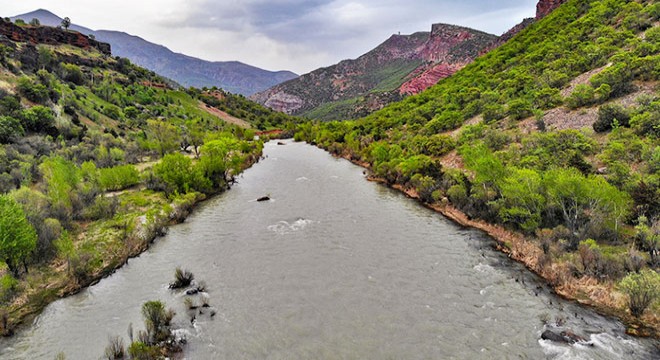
[252,24,496,120]
[537,0,569,19]
[400,63,463,95]
[0,18,111,55]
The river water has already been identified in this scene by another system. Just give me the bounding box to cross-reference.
[1,140,658,359]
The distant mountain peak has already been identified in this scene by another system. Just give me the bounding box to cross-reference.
[9,9,297,95]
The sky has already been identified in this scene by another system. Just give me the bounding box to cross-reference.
[2,0,539,74]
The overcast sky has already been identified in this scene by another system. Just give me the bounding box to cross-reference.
[3,0,538,74]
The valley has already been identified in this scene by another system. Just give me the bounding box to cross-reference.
[0,0,659,358]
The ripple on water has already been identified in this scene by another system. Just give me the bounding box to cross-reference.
[267,218,315,235]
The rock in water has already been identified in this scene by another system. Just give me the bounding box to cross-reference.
[257,196,270,202]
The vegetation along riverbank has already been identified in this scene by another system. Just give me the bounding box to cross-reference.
[296,0,660,337]
[0,16,300,336]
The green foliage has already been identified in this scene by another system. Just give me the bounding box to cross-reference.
[141,300,174,344]
[566,84,595,109]
[0,116,24,143]
[153,153,209,196]
[594,103,630,132]
[17,76,49,103]
[20,105,56,133]
[127,341,160,360]
[497,168,544,233]
[39,157,82,223]
[0,274,19,301]
[0,194,37,276]
[60,64,85,85]
[199,137,245,187]
[507,98,533,121]
[619,269,660,317]
[98,165,140,191]
[145,119,179,157]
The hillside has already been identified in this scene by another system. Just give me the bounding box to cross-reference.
[0,17,299,336]
[251,24,497,121]
[297,0,660,334]
[9,9,298,95]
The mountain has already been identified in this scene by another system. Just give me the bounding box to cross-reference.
[251,24,497,121]
[9,9,298,95]
[298,0,660,335]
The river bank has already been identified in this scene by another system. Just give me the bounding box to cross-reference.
[1,152,262,337]
[333,149,659,339]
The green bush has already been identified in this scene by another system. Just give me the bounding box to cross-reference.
[98,165,140,191]
[16,76,49,103]
[593,103,630,132]
[0,274,19,301]
[619,269,660,317]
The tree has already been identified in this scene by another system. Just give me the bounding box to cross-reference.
[146,119,179,157]
[29,18,40,26]
[619,269,660,317]
[199,137,243,187]
[61,17,71,30]
[543,168,631,246]
[498,167,545,233]
[153,153,209,195]
[0,195,37,277]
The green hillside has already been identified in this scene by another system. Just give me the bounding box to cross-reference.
[297,0,660,332]
[0,18,289,335]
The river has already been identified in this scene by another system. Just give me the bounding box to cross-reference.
[1,140,658,359]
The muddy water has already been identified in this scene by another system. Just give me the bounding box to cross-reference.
[1,140,658,359]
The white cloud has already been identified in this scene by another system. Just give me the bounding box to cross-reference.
[2,0,539,74]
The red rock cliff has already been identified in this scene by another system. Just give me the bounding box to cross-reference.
[0,19,111,55]
[537,0,568,19]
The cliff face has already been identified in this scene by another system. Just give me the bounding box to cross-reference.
[252,24,496,120]
[400,24,496,95]
[0,18,111,55]
[537,0,569,19]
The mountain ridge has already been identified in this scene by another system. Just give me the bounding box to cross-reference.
[9,9,298,95]
[251,23,497,121]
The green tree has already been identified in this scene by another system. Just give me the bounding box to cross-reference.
[498,167,545,233]
[543,168,631,246]
[39,157,82,223]
[619,269,660,317]
[146,119,179,157]
[0,195,37,277]
[199,137,243,187]
[29,18,40,26]
[61,17,71,30]
[153,153,209,195]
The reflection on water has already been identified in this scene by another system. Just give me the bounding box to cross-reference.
[1,140,658,359]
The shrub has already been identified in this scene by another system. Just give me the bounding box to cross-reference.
[127,341,160,360]
[141,300,174,344]
[0,116,24,143]
[16,76,49,103]
[104,335,125,360]
[593,104,630,132]
[0,274,19,302]
[169,267,194,289]
[98,165,140,191]
[566,84,594,109]
[619,269,660,317]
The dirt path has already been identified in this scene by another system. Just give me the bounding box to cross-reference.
[198,101,252,129]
